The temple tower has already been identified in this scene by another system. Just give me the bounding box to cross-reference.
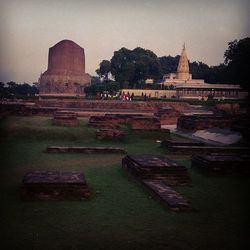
[176,44,191,81]
[39,40,91,97]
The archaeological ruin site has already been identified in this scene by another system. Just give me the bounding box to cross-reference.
[1,39,249,250]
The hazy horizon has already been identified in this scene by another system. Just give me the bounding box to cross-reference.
[0,0,249,84]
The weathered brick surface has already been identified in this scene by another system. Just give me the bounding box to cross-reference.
[52,111,79,126]
[177,114,234,131]
[191,154,250,174]
[122,154,191,210]
[21,171,90,200]
[96,129,125,140]
[142,179,190,211]
[155,107,181,125]
[122,154,191,186]
[130,116,161,130]
[47,146,126,154]
[161,139,204,148]
[37,100,191,111]
[163,144,250,154]
[89,115,121,129]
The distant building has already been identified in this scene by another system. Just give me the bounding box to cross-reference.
[39,40,91,98]
[162,44,247,100]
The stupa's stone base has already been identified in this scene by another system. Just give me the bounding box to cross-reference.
[21,171,90,200]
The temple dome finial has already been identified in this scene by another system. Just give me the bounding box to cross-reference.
[177,43,190,80]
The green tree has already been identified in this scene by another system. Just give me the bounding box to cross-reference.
[97,47,162,86]
[224,37,250,91]
[96,60,111,81]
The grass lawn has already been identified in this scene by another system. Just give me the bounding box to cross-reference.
[0,116,249,250]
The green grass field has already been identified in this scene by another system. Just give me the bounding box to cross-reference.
[0,116,249,250]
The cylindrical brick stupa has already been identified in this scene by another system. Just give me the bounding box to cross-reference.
[39,40,91,97]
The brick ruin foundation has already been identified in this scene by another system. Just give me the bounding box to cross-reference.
[177,114,234,131]
[191,154,250,174]
[122,154,191,211]
[155,106,181,125]
[129,116,161,130]
[52,111,79,126]
[21,171,90,200]
[47,146,126,154]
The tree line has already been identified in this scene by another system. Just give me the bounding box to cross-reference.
[91,37,250,94]
[0,82,38,99]
[1,37,249,99]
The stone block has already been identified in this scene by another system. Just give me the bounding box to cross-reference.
[142,179,190,211]
[122,154,191,186]
[47,146,126,154]
[21,171,90,200]
[191,154,250,174]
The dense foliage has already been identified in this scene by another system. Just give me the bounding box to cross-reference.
[224,37,250,91]
[95,37,250,91]
[0,82,38,99]
[96,47,162,86]
[1,38,249,99]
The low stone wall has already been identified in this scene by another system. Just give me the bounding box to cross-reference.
[37,100,191,112]
[177,114,234,131]
[191,154,250,174]
[52,111,79,126]
[47,146,126,154]
[164,145,250,154]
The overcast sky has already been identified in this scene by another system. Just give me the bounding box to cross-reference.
[0,0,249,83]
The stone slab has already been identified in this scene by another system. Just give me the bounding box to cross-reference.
[142,179,190,211]
[122,154,191,186]
[164,145,250,154]
[191,154,250,174]
[161,139,205,148]
[21,171,90,200]
[47,146,126,154]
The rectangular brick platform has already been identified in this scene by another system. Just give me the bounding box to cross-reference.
[47,146,126,154]
[177,114,234,131]
[52,111,79,126]
[163,145,250,154]
[191,154,250,174]
[161,139,205,148]
[21,171,90,200]
[122,154,191,186]
[142,179,190,211]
